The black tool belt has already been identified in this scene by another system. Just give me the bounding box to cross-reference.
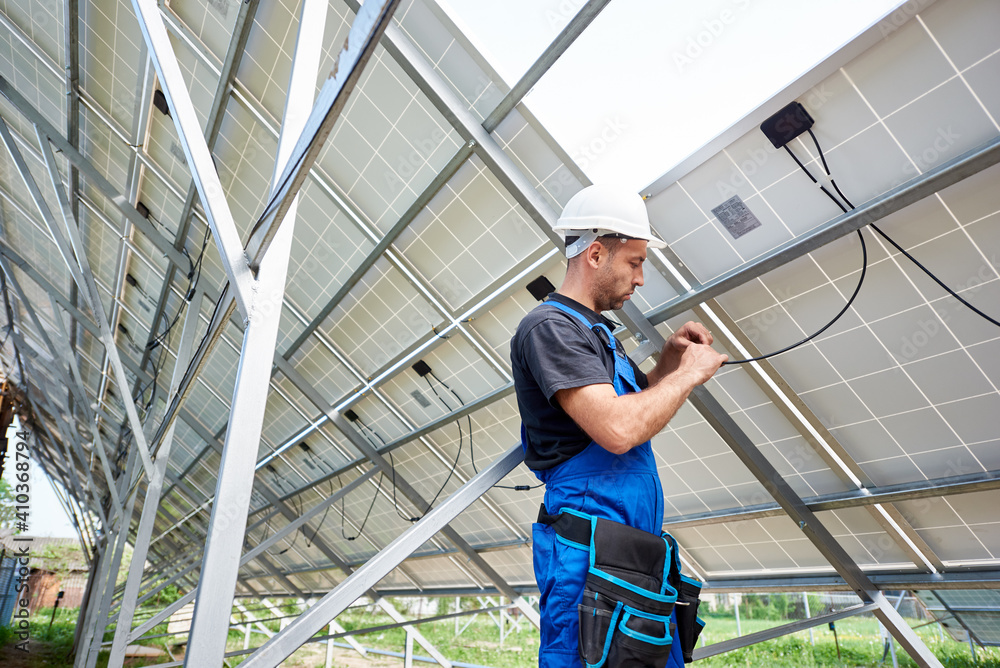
[538,505,705,667]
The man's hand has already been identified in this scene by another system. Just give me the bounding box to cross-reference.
[668,321,714,351]
[556,322,727,454]
[648,321,726,385]
[675,342,728,386]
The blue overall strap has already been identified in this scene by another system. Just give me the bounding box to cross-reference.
[545,301,641,395]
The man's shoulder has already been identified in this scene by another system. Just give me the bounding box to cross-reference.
[513,302,586,342]
[512,303,586,361]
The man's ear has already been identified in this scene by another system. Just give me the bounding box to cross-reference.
[584,241,604,269]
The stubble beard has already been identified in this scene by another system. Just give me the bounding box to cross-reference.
[592,264,629,312]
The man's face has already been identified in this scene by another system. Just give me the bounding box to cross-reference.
[592,239,647,312]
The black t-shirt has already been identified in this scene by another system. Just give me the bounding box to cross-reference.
[510,293,648,470]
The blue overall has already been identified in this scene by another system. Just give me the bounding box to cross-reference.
[526,301,684,668]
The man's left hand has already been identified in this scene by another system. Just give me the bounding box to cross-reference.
[667,321,714,352]
[648,321,716,385]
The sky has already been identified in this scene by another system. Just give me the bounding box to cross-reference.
[5,416,80,538]
[436,0,902,190]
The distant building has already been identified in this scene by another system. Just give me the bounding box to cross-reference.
[0,533,89,615]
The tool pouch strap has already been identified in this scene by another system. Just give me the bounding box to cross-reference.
[539,504,704,667]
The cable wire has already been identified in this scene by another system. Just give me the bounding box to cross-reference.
[425,371,541,491]
[724,129,999,364]
[715,147,866,365]
[355,419,420,523]
[807,129,1000,329]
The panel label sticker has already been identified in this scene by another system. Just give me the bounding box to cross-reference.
[711,195,761,239]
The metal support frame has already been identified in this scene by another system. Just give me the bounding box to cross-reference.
[693,602,880,660]
[2,1,993,666]
[81,448,142,668]
[238,445,523,667]
[664,469,1000,529]
[168,0,399,662]
[0,116,149,500]
[107,290,202,667]
[129,0,254,317]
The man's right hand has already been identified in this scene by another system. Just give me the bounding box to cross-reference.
[676,343,727,386]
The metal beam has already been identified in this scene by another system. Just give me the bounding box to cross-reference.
[239,444,523,668]
[82,449,143,668]
[243,0,403,269]
[645,135,1000,326]
[139,0,260,385]
[693,602,880,660]
[706,570,1000,593]
[107,291,202,667]
[129,0,254,317]
[34,130,161,483]
[664,469,1000,529]
[183,0,330,662]
[480,0,611,132]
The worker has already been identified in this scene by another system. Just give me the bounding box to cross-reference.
[510,184,727,667]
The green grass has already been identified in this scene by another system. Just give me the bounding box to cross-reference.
[692,613,1000,668]
[5,601,1000,667]
[241,601,1000,668]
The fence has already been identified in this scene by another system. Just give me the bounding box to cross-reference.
[0,552,18,626]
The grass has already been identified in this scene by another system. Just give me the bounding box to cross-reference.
[234,601,1000,668]
[3,601,999,667]
[692,613,1000,668]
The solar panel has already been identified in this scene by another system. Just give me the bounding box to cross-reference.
[0,0,996,664]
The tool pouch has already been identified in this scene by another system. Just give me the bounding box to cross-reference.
[538,506,704,667]
[675,575,705,663]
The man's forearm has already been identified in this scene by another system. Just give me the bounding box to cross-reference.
[595,371,698,453]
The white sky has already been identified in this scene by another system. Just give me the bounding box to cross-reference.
[436,0,902,189]
[5,416,79,538]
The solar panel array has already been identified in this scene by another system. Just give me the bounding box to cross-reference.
[915,590,1000,645]
[0,0,996,654]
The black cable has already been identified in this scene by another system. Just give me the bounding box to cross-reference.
[806,129,1000,329]
[356,419,419,523]
[147,225,210,352]
[723,231,868,365]
[340,470,383,542]
[720,141,871,365]
[425,372,541,492]
[422,375,463,507]
[301,448,335,547]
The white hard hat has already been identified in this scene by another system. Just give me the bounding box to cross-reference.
[553,184,666,258]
